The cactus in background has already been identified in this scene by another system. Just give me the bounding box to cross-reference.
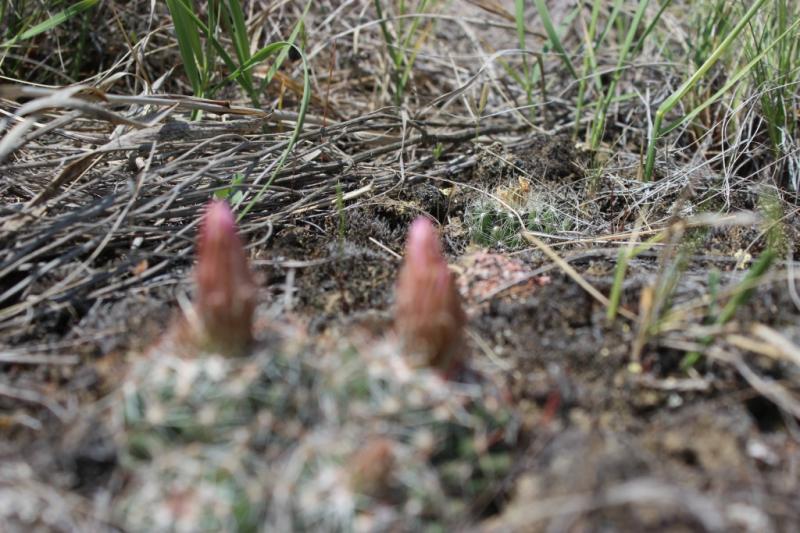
[192,200,256,355]
[395,217,466,376]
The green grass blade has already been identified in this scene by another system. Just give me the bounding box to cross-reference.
[514,0,534,113]
[590,0,651,149]
[606,232,665,322]
[399,19,433,90]
[595,0,623,48]
[223,42,287,82]
[1,0,99,46]
[644,0,769,179]
[168,0,258,104]
[395,0,434,97]
[532,0,577,79]
[238,43,311,220]
[632,0,674,55]
[400,0,428,53]
[173,0,238,73]
[225,0,255,101]
[660,15,800,137]
[606,248,630,323]
[226,0,251,66]
[574,0,602,137]
[166,0,204,95]
[681,248,776,369]
[514,0,527,57]
[259,1,310,93]
[203,0,221,95]
[663,0,769,110]
[374,0,402,67]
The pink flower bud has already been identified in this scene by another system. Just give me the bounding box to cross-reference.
[395,217,466,375]
[193,200,256,354]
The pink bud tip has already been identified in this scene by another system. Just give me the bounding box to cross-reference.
[194,200,256,354]
[395,217,466,375]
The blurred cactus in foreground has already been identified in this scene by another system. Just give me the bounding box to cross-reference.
[192,200,256,355]
[116,212,515,531]
[395,217,466,376]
